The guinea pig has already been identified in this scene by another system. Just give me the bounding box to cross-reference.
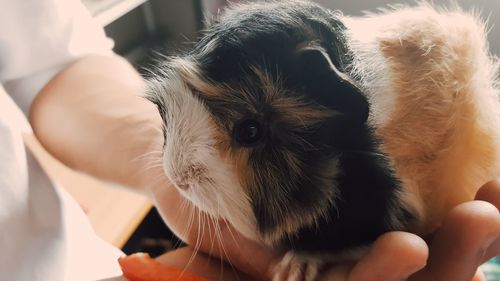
[146,0,500,280]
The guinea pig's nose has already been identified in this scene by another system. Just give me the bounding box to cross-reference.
[173,164,206,190]
[177,182,190,190]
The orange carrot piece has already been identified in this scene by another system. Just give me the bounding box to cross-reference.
[119,253,210,281]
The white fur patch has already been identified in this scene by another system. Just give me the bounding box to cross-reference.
[342,14,397,128]
[148,69,259,241]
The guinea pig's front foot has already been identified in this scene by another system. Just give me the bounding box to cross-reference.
[272,251,323,281]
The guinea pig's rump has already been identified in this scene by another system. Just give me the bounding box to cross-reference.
[345,4,500,235]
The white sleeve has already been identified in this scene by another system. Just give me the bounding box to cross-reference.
[0,0,114,115]
[0,85,124,281]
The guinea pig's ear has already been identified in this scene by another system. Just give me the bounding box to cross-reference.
[295,45,369,125]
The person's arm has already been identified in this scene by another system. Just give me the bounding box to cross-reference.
[29,54,163,190]
[151,180,500,281]
[28,53,275,277]
[30,53,500,281]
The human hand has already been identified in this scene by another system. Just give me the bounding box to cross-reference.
[310,179,500,281]
[145,189,425,281]
[149,176,499,281]
[406,180,500,281]
[322,180,500,281]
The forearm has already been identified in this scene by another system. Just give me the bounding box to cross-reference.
[29,54,164,190]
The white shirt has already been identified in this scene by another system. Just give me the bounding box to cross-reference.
[0,0,124,280]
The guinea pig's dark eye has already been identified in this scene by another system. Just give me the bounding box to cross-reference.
[233,118,265,146]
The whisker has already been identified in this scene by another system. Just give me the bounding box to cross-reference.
[139,162,165,173]
[213,219,225,281]
[174,203,197,281]
[183,207,206,281]
[143,172,169,190]
[171,198,190,249]
[214,201,242,281]
[129,155,167,183]
[205,212,218,258]
[130,149,164,168]
[205,215,225,281]
[131,149,164,163]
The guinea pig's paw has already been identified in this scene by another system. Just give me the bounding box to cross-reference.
[272,251,323,281]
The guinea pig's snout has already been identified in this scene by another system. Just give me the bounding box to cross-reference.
[172,164,207,191]
[176,182,190,190]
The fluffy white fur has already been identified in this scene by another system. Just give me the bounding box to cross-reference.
[148,69,259,241]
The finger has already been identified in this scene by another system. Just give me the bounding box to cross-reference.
[483,236,500,263]
[217,222,278,278]
[409,201,500,281]
[155,247,258,281]
[475,179,500,210]
[471,268,486,281]
[321,232,427,281]
[475,180,500,261]
[349,232,428,281]
[321,263,354,281]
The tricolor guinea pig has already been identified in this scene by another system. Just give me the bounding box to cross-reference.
[147,0,500,279]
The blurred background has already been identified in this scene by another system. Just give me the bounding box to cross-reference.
[83,0,499,69]
[71,0,499,278]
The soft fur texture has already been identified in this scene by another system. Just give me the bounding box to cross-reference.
[345,3,500,234]
[147,1,500,280]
